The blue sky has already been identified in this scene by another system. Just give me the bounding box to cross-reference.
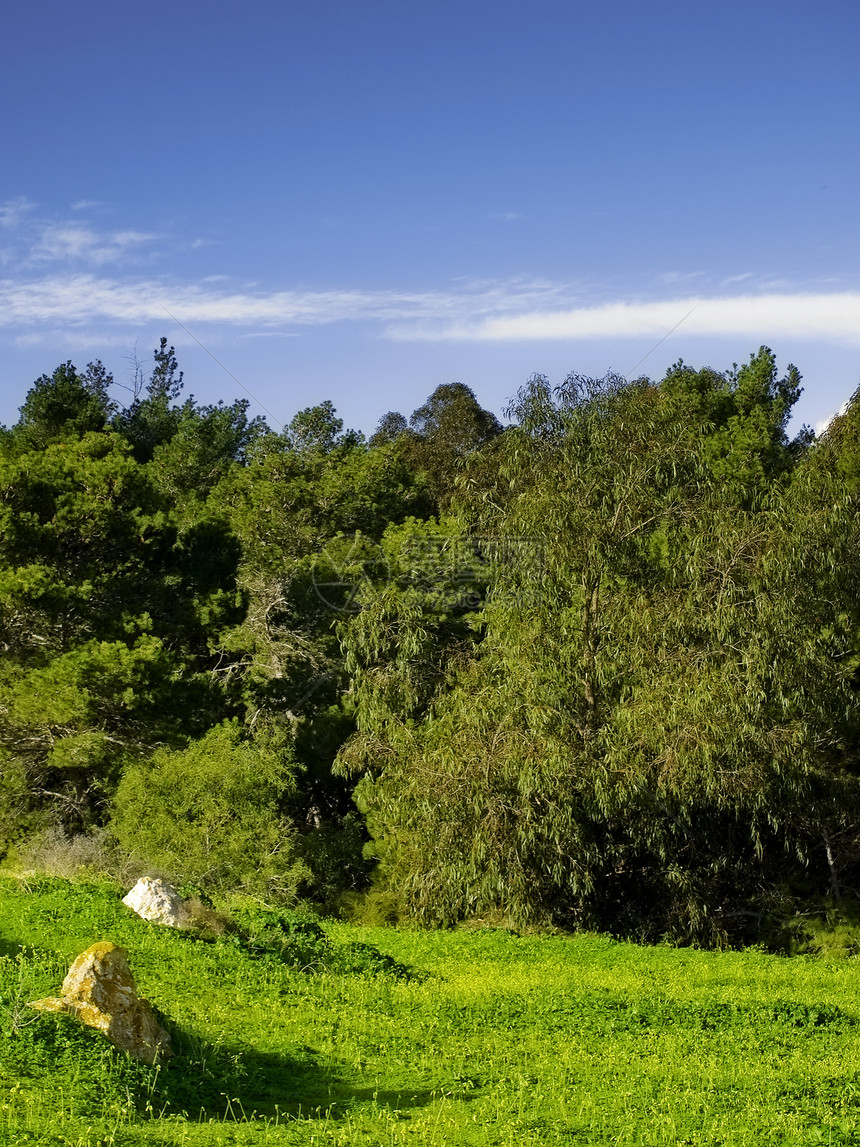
[2,0,859,435]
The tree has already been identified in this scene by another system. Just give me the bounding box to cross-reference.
[146,398,266,517]
[409,382,502,450]
[0,381,243,844]
[817,381,860,492]
[337,354,851,942]
[285,400,363,454]
[369,411,408,447]
[211,422,433,895]
[114,339,186,462]
[405,383,503,505]
[14,361,115,449]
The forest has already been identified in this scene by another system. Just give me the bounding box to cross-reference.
[1,341,858,948]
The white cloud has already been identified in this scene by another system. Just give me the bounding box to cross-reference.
[656,270,706,286]
[720,272,756,287]
[0,198,34,229]
[392,292,860,344]
[0,200,165,269]
[13,328,140,351]
[31,225,162,265]
[70,199,110,212]
[2,274,860,352]
[0,274,573,329]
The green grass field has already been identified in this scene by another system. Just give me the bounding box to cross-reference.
[1,876,859,1146]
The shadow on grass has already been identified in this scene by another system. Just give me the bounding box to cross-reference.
[0,936,25,961]
[153,1029,449,1123]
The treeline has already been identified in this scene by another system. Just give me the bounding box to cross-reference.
[1,342,858,945]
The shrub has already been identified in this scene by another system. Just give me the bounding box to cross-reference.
[109,721,310,902]
[13,825,122,880]
[225,901,417,977]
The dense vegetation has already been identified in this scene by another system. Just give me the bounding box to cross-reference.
[1,342,858,946]
[3,876,860,1145]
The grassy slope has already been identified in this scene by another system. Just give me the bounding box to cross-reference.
[1,877,860,1146]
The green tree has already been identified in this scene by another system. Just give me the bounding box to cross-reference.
[369,411,408,447]
[285,400,363,454]
[404,383,503,505]
[338,353,852,942]
[14,361,115,449]
[0,369,243,844]
[211,422,433,893]
[146,397,266,518]
[114,339,186,462]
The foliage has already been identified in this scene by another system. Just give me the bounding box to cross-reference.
[285,399,364,454]
[13,360,115,449]
[110,721,309,901]
[0,342,271,848]
[0,414,240,841]
[2,342,859,936]
[211,426,434,880]
[405,381,503,504]
[337,351,860,941]
[114,337,185,461]
[146,397,266,516]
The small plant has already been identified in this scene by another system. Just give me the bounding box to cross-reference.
[785,901,860,958]
[0,950,48,1036]
[14,826,121,880]
[224,902,417,977]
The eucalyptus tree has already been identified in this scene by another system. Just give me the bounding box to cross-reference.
[337,350,846,942]
[781,382,860,901]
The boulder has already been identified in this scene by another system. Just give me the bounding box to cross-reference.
[122,877,192,929]
[29,942,171,1064]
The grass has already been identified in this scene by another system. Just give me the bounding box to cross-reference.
[1,876,860,1145]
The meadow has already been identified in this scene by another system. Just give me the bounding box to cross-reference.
[1,876,859,1146]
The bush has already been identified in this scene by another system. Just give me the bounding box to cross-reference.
[13,826,122,880]
[109,721,310,902]
[224,901,417,977]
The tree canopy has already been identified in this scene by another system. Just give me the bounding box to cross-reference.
[1,340,858,945]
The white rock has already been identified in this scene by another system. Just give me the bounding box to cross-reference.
[122,877,193,929]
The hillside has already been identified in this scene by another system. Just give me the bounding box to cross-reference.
[1,877,859,1145]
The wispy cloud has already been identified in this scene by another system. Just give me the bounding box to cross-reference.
[720,272,756,287]
[0,274,573,329]
[12,328,144,351]
[0,200,166,271]
[2,270,860,350]
[70,199,110,212]
[31,225,162,265]
[656,271,706,286]
[0,198,34,229]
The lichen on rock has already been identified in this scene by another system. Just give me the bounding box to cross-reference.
[29,942,171,1064]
